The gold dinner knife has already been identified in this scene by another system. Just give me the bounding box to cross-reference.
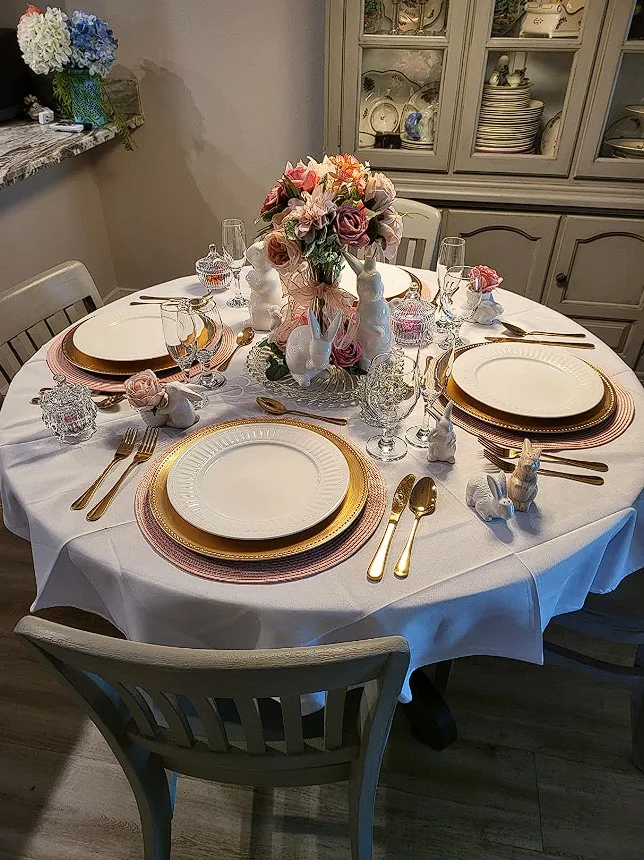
[484,337,595,350]
[394,477,437,580]
[367,474,416,583]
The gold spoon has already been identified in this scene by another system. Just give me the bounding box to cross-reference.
[394,477,437,580]
[215,326,254,371]
[256,396,348,427]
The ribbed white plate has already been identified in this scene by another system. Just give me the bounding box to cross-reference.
[167,424,351,540]
[452,342,605,419]
[73,305,168,362]
[339,260,411,300]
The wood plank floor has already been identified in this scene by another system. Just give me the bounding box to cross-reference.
[1,518,642,860]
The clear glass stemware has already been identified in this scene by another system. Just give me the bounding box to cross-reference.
[365,350,420,461]
[405,341,455,448]
[161,300,201,407]
[436,266,482,349]
[435,236,466,343]
[222,218,248,309]
[190,296,225,390]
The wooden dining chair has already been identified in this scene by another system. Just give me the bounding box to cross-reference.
[543,567,644,772]
[14,616,410,860]
[394,198,442,270]
[0,261,103,396]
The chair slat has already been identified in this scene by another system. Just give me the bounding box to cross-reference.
[324,687,347,750]
[148,691,195,747]
[233,696,266,754]
[280,695,304,755]
[192,697,230,752]
[26,320,55,350]
[65,302,85,323]
[412,238,426,269]
[46,310,72,336]
[396,237,411,267]
[0,342,24,381]
[7,333,36,366]
[112,681,160,738]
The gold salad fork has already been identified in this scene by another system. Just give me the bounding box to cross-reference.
[71,428,138,510]
[478,437,608,473]
[86,427,159,521]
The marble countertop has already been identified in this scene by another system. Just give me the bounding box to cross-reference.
[0,113,144,190]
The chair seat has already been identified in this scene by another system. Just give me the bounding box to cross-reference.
[554,568,644,642]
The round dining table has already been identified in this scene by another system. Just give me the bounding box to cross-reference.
[1,270,643,705]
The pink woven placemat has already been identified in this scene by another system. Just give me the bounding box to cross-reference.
[134,440,387,584]
[46,324,236,393]
[435,377,634,450]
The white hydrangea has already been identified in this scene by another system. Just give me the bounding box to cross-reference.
[17,7,71,75]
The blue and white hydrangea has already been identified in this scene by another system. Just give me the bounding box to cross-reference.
[17,6,71,76]
[67,9,118,77]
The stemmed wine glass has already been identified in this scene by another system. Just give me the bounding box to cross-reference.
[435,236,465,341]
[161,301,201,407]
[406,343,455,448]
[365,350,420,461]
[222,218,248,308]
[190,296,225,390]
[436,266,482,349]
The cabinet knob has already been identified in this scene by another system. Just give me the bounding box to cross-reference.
[555,273,568,288]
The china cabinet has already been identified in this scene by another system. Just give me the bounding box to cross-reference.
[325,0,644,377]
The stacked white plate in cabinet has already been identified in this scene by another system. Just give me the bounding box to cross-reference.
[476,83,544,154]
[166,423,351,540]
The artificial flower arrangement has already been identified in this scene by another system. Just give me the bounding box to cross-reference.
[17,5,132,148]
[258,153,403,379]
[467,264,504,324]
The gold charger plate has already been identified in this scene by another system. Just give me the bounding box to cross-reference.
[148,418,370,561]
[435,343,617,434]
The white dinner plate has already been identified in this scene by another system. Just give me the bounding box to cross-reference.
[167,423,351,540]
[339,260,412,300]
[452,342,605,419]
[72,305,169,363]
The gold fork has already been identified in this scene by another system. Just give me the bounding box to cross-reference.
[71,428,138,510]
[86,427,159,521]
[478,437,608,473]
[483,449,604,486]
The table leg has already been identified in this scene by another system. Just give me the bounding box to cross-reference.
[402,666,457,750]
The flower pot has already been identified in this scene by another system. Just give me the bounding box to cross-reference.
[67,70,107,126]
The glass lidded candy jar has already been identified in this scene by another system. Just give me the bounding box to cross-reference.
[195,244,232,293]
[40,374,97,444]
[390,285,435,347]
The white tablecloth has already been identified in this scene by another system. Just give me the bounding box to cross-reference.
[1,273,643,702]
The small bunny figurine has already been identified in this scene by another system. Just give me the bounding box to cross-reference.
[158,382,202,429]
[466,471,515,522]
[427,400,457,464]
[508,438,541,512]
[343,249,393,370]
[285,307,342,388]
[245,239,283,331]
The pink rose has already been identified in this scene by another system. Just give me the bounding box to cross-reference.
[125,369,165,410]
[265,230,302,271]
[269,311,307,351]
[470,265,503,293]
[260,183,286,218]
[283,164,318,195]
[331,317,363,368]
[336,202,370,248]
[376,207,403,260]
[365,172,396,212]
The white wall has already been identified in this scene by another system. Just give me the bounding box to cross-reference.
[88,0,325,291]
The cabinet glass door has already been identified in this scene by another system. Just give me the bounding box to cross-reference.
[332,0,468,171]
[454,0,605,176]
[575,1,644,179]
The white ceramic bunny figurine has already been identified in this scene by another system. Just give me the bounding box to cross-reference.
[245,239,283,331]
[427,400,457,463]
[343,249,393,370]
[157,382,202,429]
[466,290,504,325]
[285,307,342,388]
[508,438,541,512]
[466,471,515,522]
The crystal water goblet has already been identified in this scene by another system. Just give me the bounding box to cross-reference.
[222,218,248,308]
[365,350,420,461]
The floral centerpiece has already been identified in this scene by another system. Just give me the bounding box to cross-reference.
[17,5,132,148]
[259,154,403,379]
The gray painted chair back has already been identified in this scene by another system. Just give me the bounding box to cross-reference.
[544,567,644,772]
[394,197,442,270]
[0,261,103,394]
[15,616,409,860]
